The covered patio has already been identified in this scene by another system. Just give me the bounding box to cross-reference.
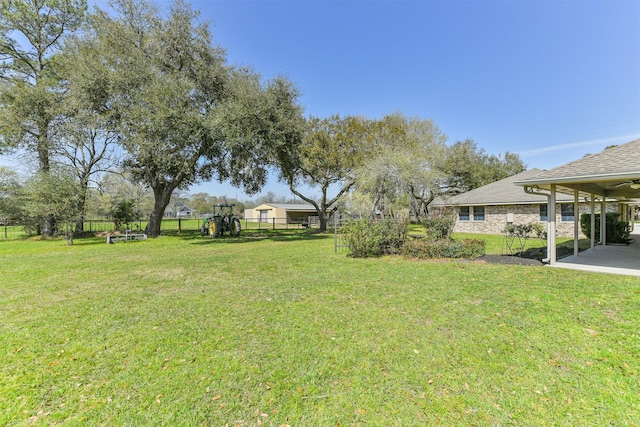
[515,139,640,276]
[555,228,640,276]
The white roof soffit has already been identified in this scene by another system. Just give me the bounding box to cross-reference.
[515,171,640,187]
[516,179,640,201]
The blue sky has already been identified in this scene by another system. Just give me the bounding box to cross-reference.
[185,0,640,199]
[3,0,640,201]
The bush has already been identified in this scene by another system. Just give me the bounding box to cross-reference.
[580,213,630,244]
[402,238,485,259]
[112,200,140,231]
[376,219,408,255]
[341,218,408,258]
[503,222,547,255]
[422,215,456,240]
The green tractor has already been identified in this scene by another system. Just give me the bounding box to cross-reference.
[200,203,242,237]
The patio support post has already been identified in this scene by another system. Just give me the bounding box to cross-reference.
[590,194,595,250]
[601,199,607,246]
[574,190,579,256]
[549,184,557,265]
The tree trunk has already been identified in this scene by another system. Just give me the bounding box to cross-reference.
[317,209,327,232]
[409,186,435,220]
[289,186,324,231]
[289,179,354,233]
[38,129,55,236]
[75,182,89,233]
[42,214,55,236]
[145,186,173,237]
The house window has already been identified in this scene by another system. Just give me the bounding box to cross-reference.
[539,204,548,221]
[473,206,485,221]
[560,203,574,222]
[459,206,470,221]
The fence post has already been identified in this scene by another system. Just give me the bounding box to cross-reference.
[178,217,182,234]
[334,214,337,253]
[272,218,275,230]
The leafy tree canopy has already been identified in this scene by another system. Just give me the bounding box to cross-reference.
[437,139,525,195]
[83,0,304,236]
[0,0,87,163]
[353,113,447,219]
[286,114,369,231]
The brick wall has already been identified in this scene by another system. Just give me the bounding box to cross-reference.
[453,202,618,237]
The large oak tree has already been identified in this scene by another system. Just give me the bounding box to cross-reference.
[87,0,303,236]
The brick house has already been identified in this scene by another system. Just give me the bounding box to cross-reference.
[435,169,616,237]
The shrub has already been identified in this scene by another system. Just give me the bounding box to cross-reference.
[503,222,547,255]
[402,237,485,259]
[456,238,486,258]
[376,219,408,255]
[341,218,408,258]
[580,213,630,244]
[422,215,456,240]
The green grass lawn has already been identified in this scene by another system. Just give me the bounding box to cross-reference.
[1,230,639,425]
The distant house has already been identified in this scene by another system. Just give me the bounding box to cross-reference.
[244,203,318,225]
[434,169,616,237]
[165,202,193,218]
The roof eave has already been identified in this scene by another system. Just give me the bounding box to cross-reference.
[437,199,574,207]
[514,170,640,187]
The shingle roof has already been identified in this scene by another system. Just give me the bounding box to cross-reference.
[514,139,640,200]
[438,169,574,206]
[517,139,640,183]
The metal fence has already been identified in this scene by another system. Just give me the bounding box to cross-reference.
[242,217,319,231]
[333,214,350,253]
[0,217,320,240]
[0,222,30,240]
[0,219,136,240]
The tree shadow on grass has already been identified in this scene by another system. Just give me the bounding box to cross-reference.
[6,234,110,247]
[58,229,329,246]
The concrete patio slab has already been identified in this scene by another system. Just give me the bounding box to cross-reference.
[553,229,640,277]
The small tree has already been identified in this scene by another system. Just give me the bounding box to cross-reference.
[112,200,139,231]
[22,168,84,244]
